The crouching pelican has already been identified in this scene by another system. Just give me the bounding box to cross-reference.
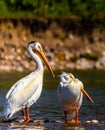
[3,41,55,121]
[58,72,94,124]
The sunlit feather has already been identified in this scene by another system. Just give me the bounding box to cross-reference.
[58,72,94,124]
[3,41,54,121]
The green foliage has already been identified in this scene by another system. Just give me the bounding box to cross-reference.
[0,0,8,15]
[80,53,99,61]
[0,0,105,29]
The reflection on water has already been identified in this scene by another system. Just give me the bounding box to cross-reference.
[0,70,105,130]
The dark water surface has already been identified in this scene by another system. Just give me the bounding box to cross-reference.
[0,70,105,130]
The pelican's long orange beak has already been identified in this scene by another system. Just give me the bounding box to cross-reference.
[33,48,55,78]
[81,88,94,103]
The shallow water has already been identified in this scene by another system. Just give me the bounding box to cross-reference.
[0,70,105,130]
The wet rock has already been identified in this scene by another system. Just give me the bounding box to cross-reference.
[86,119,99,124]
[86,120,91,123]
[91,119,99,124]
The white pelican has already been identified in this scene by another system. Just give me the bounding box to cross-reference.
[3,41,55,121]
[58,72,94,124]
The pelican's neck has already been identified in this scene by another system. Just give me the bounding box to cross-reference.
[28,47,44,73]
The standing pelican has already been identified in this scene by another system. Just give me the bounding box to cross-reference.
[58,72,94,124]
[3,41,55,121]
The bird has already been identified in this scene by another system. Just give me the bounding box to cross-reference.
[57,72,94,124]
[3,41,55,121]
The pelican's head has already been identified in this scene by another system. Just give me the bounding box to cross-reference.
[59,72,72,83]
[27,41,55,78]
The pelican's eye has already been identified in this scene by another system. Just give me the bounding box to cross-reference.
[70,75,73,79]
[64,76,69,81]
[37,44,42,51]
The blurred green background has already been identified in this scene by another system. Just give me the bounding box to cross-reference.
[0,0,105,29]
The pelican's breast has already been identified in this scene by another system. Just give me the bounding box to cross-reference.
[58,82,83,111]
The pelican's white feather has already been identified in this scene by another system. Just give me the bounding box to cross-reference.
[3,41,54,120]
[58,73,83,117]
[3,71,43,119]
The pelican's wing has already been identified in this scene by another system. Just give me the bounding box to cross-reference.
[6,74,32,99]
[5,73,42,108]
[3,73,41,119]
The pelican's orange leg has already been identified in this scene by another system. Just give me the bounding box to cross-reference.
[25,107,30,121]
[70,109,79,124]
[76,109,79,124]
[21,109,27,121]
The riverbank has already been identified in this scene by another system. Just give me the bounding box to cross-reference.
[0,119,105,130]
[0,18,105,72]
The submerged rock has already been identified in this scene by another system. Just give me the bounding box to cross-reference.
[91,119,99,124]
